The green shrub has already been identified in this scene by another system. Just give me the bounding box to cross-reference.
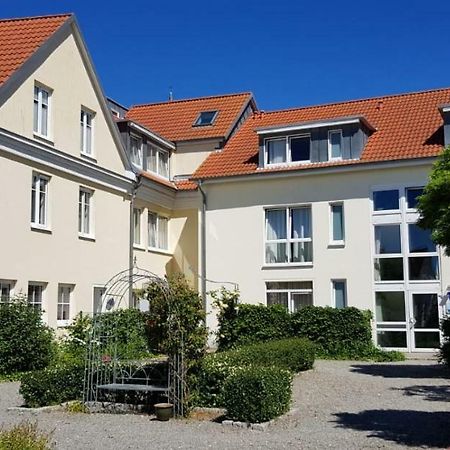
[0,298,54,375]
[223,366,292,423]
[212,289,291,350]
[0,421,53,450]
[20,362,84,407]
[440,317,450,367]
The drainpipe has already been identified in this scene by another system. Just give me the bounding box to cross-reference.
[129,176,141,307]
[197,180,207,310]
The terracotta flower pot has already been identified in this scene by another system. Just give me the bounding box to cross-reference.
[154,403,173,421]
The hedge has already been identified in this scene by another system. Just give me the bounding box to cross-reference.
[440,317,450,367]
[195,337,314,407]
[20,363,84,407]
[223,366,292,423]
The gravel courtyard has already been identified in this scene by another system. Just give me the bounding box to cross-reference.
[0,359,449,449]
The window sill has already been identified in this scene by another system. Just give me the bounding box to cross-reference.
[148,247,172,256]
[31,224,52,234]
[33,133,54,145]
[80,153,97,163]
[133,244,146,251]
[328,242,345,249]
[78,233,95,242]
[57,321,70,328]
[262,263,313,269]
[145,170,170,181]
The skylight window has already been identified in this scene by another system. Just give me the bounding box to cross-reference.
[193,110,218,126]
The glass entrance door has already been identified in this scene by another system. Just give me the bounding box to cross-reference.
[409,293,441,351]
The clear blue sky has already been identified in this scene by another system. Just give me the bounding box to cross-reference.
[3,0,450,110]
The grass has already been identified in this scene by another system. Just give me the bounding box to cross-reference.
[0,421,53,450]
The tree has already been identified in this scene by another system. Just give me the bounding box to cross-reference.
[417,146,450,256]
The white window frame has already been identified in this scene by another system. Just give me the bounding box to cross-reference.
[147,144,170,179]
[264,205,313,266]
[57,284,73,327]
[148,211,169,252]
[79,187,94,239]
[133,208,143,247]
[332,279,347,308]
[329,202,345,246]
[93,286,106,314]
[130,134,143,169]
[0,280,15,303]
[33,83,52,139]
[31,172,50,230]
[80,108,95,157]
[27,282,45,313]
[264,134,312,166]
[265,281,313,313]
[328,129,343,161]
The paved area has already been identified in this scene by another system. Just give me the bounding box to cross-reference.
[0,359,449,449]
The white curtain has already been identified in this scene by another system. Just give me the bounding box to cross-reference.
[291,208,310,239]
[267,139,286,164]
[266,210,286,240]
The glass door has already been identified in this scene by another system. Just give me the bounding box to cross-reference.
[409,293,441,351]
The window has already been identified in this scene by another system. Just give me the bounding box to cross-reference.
[265,207,312,264]
[375,225,401,254]
[406,187,424,209]
[31,173,49,228]
[33,85,50,137]
[266,135,311,165]
[147,145,169,179]
[130,135,143,168]
[373,189,399,211]
[93,286,106,314]
[57,284,72,326]
[330,203,344,243]
[133,208,142,246]
[79,188,93,237]
[0,280,13,303]
[328,130,343,160]
[80,109,94,156]
[28,283,44,312]
[332,280,347,309]
[266,281,313,313]
[375,292,405,322]
[194,111,218,126]
[407,224,439,281]
[148,212,169,251]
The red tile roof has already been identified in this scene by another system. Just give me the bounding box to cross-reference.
[139,171,197,191]
[193,88,450,180]
[126,93,254,142]
[0,14,71,86]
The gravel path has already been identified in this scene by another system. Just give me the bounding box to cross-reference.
[0,359,449,449]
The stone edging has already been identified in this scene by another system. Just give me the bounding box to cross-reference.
[221,408,299,431]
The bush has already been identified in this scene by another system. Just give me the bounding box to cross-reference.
[0,421,53,450]
[212,288,291,350]
[223,366,292,423]
[194,338,314,406]
[20,362,84,407]
[440,317,450,367]
[0,297,54,375]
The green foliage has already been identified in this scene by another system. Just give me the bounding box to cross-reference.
[65,400,88,413]
[439,316,450,367]
[417,146,450,255]
[0,296,54,375]
[223,366,292,423]
[212,288,291,350]
[20,362,84,407]
[0,421,53,450]
[195,338,314,407]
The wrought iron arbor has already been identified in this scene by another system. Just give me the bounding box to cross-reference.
[83,265,186,417]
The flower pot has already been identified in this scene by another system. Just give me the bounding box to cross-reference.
[154,403,173,421]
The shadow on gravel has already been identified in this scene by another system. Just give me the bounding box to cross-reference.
[350,363,448,379]
[334,409,450,448]
[394,384,450,402]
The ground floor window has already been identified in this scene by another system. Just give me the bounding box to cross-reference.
[93,286,106,314]
[0,280,14,303]
[57,284,73,326]
[266,281,313,313]
[332,280,347,309]
[28,283,45,311]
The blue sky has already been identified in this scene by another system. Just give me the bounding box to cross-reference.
[3,0,450,110]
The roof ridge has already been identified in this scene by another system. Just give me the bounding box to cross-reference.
[261,86,450,116]
[130,92,253,109]
[0,13,73,23]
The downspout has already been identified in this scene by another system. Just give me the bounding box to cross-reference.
[129,175,141,307]
[197,180,207,309]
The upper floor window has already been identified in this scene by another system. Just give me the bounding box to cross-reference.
[33,84,50,137]
[147,145,169,179]
[130,135,143,168]
[373,189,399,212]
[406,187,424,210]
[328,130,343,160]
[31,173,49,228]
[194,111,218,126]
[80,109,94,156]
[330,203,345,244]
[266,135,311,165]
[79,188,93,238]
[148,212,169,251]
[265,206,312,264]
[133,208,142,246]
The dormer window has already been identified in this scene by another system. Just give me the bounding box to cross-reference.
[266,135,311,165]
[328,130,343,160]
[147,144,169,179]
[194,110,218,126]
[130,134,143,168]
